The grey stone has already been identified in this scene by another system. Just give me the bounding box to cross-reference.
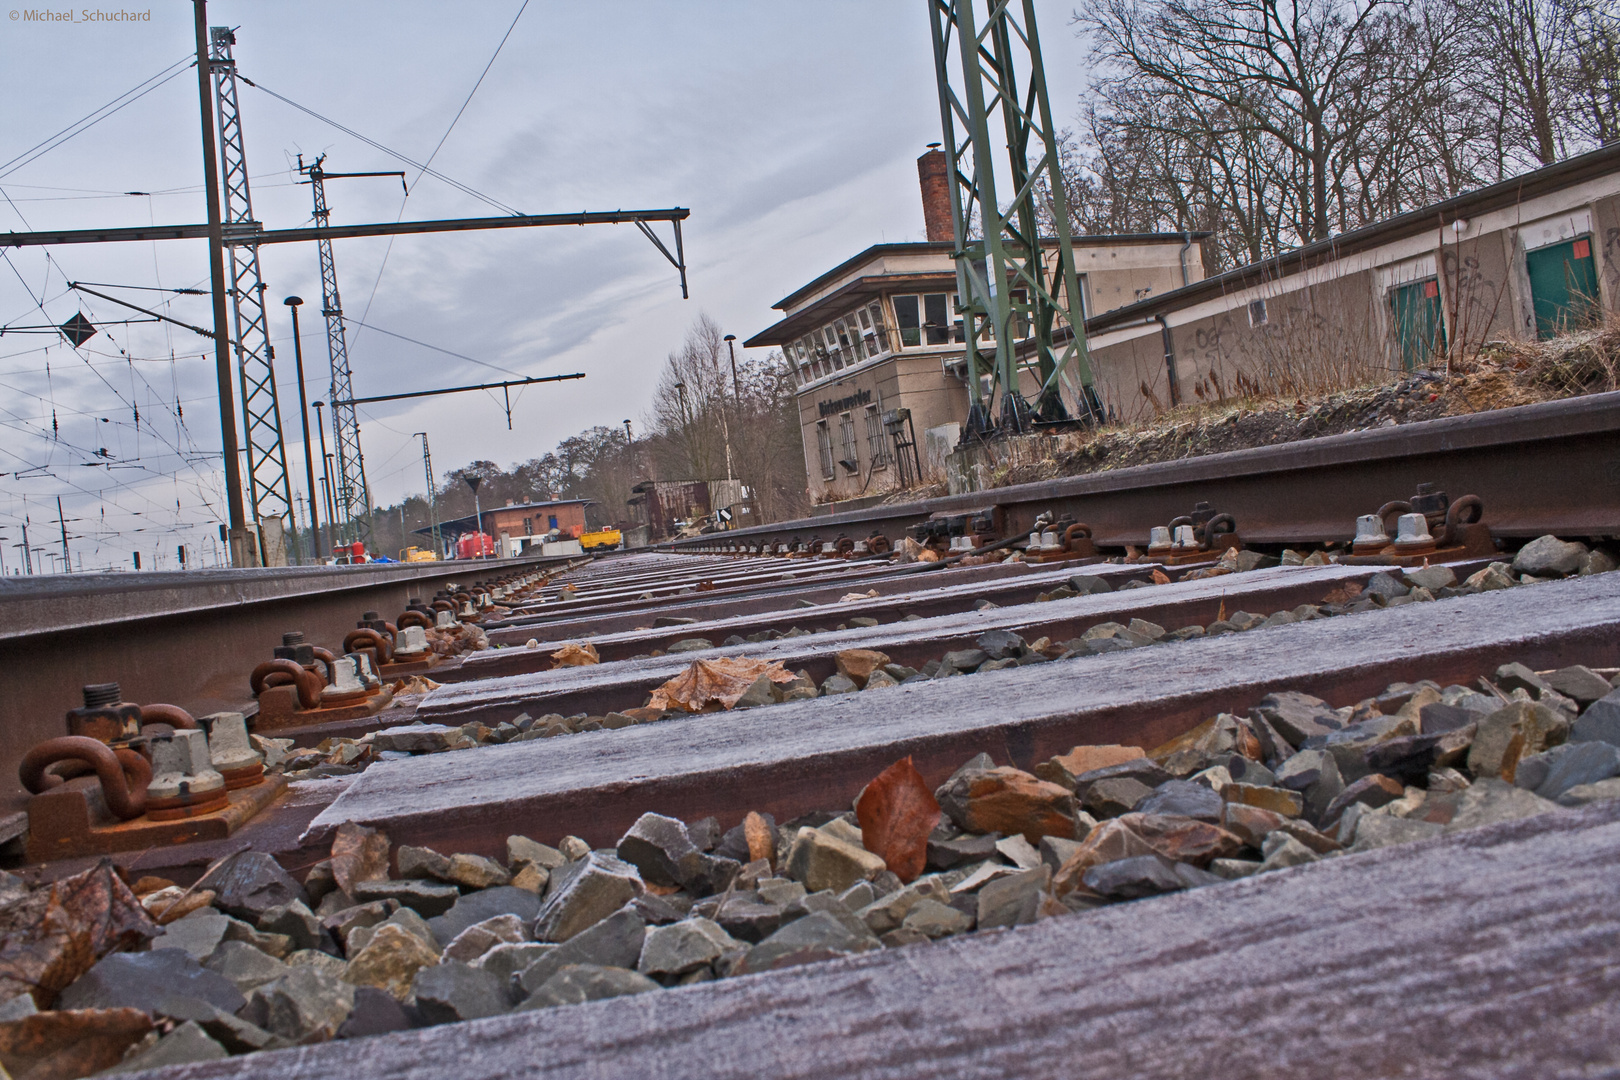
[711,898,784,944]
[975,630,1026,661]
[1068,759,1173,801]
[285,949,348,980]
[1444,778,1560,833]
[203,940,293,993]
[756,878,808,907]
[335,985,413,1040]
[653,616,697,627]
[59,948,245,1020]
[103,1020,227,1073]
[820,673,860,695]
[1135,779,1224,822]
[443,914,527,963]
[883,663,920,681]
[412,960,511,1024]
[1254,691,1343,747]
[352,878,461,917]
[474,942,553,986]
[240,966,356,1043]
[195,850,305,921]
[1258,833,1320,872]
[345,907,439,957]
[1517,741,1620,801]
[1419,703,1481,735]
[1350,813,1444,852]
[507,835,566,872]
[1571,689,1620,748]
[517,964,660,1010]
[1083,776,1155,817]
[518,906,646,994]
[976,866,1051,930]
[733,675,777,709]
[1403,565,1456,591]
[1082,855,1186,900]
[1363,572,1410,599]
[941,648,989,672]
[195,1007,288,1054]
[1067,574,1113,595]
[927,832,1001,871]
[321,900,400,949]
[666,637,715,652]
[1512,534,1587,577]
[1209,858,1262,880]
[1493,662,1552,697]
[902,898,973,938]
[371,724,462,754]
[257,899,331,955]
[1039,836,1086,873]
[150,910,233,962]
[0,995,36,1021]
[431,886,545,947]
[783,826,886,893]
[737,910,881,973]
[638,917,740,978]
[1557,777,1620,806]
[617,812,703,888]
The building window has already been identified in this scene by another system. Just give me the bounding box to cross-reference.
[1248,298,1268,326]
[923,293,951,344]
[866,301,888,355]
[523,517,533,535]
[892,295,921,347]
[838,412,859,472]
[864,404,890,469]
[548,515,558,530]
[815,421,835,479]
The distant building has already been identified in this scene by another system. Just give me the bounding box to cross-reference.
[746,148,1208,507]
[1080,142,1620,419]
[419,499,588,556]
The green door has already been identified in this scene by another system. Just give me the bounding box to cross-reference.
[1526,235,1600,339]
[1389,276,1445,370]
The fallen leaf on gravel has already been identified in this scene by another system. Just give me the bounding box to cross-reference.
[839,589,880,602]
[390,675,441,696]
[0,861,158,1009]
[0,1007,152,1080]
[647,657,798,712]
[549,642,600,668]
[329,822,391,896]
[855,757,941,884]
[743,811,776,864]
[1151,569,1171,585]
[1322,581,1363,604]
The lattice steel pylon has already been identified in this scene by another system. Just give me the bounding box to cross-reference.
[297,154,391,549]
[926,0,1103,436]
[209,26,298,563]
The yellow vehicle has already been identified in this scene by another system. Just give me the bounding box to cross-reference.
[399,546,438,563]
[580,527,622,551]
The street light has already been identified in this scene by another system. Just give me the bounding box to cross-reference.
[284,296,325,559]
[723,333,741,399]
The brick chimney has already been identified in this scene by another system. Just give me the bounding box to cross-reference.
[917,146,953,243]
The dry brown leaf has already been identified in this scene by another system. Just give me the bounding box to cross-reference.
[329,822,391,897]
[1216,597,1227,622]
[854,756,941,884]
[1150,568,1171,585]
[1322,581,1364,604]
[0,861,158,1009]
[743,811,776,864]
[0,1007,153,1080]
[549,642,600,668]
[646,657,798,713]
[838,589,881,603]
[391,675,442,696]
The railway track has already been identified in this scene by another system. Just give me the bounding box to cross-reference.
[0,399,1618,1078]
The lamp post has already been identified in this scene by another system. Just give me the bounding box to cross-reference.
[724,333,741,399]
[283,296,324,559]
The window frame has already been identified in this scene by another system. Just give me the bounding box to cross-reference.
[838,411,859,472]
[814,420,835,480]
[863,403,890,470]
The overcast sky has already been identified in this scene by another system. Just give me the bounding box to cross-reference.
[0,0,1091,569]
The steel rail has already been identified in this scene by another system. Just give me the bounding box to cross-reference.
[663,392,1620,551]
